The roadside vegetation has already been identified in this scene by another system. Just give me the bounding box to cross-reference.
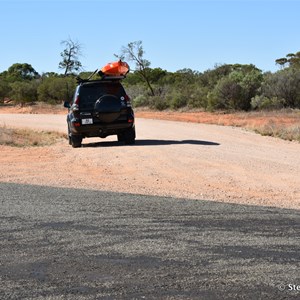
[136,109,300,142]
[252,121,300,142]
[0,38,299,141]
[0,126,66,147]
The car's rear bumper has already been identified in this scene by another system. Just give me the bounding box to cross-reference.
[69,121,134,138]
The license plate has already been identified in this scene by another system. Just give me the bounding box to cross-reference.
[81,118,93,125]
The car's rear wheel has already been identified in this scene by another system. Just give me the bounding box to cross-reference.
[117,133,125,142]
[124,127,136,145]
[67,125,72,145]
[71,134,82,148]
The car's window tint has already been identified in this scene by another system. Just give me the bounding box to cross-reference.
[79,83,125,111]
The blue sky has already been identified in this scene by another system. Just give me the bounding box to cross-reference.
[1,0,299,74]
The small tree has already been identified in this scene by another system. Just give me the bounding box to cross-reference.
[117,41,155,96]
[276,51,300,69]
[59,38,83,76]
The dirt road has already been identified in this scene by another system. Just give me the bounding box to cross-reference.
[0,113,299,209]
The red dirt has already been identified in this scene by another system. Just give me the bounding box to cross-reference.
[1,106,300,209]
[135,109,300,129]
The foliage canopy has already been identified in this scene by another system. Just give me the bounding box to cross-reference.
[1,46,300,111]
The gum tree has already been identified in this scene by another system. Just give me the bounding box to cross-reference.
[59,38,83,76]
[117,41,155,96]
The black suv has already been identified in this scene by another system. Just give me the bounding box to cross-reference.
[64,77,135,148]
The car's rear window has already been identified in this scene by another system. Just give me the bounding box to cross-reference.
[79,82,125,111]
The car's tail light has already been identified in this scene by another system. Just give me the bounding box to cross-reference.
[74,95,80,105]
[72,95,80,112]
[125,94,132,107]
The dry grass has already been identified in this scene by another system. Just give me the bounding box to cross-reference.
[250,122,300,142]
[0,102,65,115]
[239,110,300,142]
[0,126,67,147]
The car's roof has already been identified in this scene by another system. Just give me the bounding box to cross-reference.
[77,75,126,86]
[80,80,123,86]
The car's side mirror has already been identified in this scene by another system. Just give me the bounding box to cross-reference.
[64,101,71,108]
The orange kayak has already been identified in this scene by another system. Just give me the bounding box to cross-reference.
[101,60,130,76]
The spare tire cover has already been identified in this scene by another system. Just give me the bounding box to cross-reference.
[94,94,121,123]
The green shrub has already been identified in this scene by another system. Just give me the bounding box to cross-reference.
[187,87,209,109]
[132,94,149,107]
[165,91,188,110]
[261,69,300,108]
[150,96,168,111]
[38,76,76,103]
[170,93,188,109]
[251,95,285,110]
[9,81,39,105]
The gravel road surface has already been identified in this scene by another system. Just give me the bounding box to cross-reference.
[1,182,300,299]
[0,113,299,209]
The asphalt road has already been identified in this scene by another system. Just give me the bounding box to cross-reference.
[1,182,299,299]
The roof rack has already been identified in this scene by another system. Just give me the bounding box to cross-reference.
[76,69,127,84]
